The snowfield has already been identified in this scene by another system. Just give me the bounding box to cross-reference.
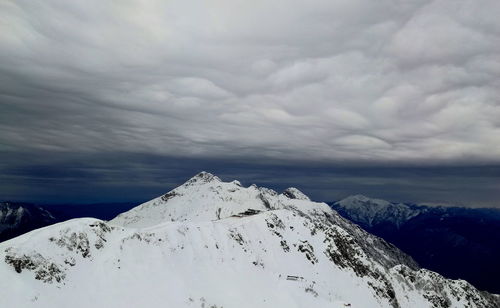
[0,172,498,308]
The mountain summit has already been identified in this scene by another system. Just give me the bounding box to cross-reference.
[111,171,315,226]
[0,173,498,307]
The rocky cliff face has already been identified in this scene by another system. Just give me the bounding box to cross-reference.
[1,172,498,307]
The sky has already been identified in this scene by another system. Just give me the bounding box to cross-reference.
[1,0,499,207]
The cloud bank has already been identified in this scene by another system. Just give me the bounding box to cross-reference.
[1,0,499,164]
[2,152,499,207]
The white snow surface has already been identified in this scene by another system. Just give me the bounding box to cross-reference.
[111,171,323,227]
[0,172,497,308]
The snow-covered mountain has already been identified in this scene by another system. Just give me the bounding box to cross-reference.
[331,195,500,294]
[1,172,498,307]
[0,202,56,242]
[333,195,424,228]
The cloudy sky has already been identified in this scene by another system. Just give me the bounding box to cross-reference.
[1,0,499,206]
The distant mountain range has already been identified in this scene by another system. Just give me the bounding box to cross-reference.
[0,201,137,243]
[0,202,57,242]
[331,195,500,294]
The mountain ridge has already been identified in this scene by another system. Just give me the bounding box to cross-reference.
[331,194,500,294]
[0,202,57,242]
[1,172,498,307]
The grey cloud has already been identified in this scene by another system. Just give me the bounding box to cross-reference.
[1,0,500,164]
[1,151,500,207]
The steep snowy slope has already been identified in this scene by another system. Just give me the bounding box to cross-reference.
[0,172,498,308]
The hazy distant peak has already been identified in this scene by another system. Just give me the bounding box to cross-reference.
[0,202,56,240]
[337,194,391,208]
[333,195,420,228]
[348,194,371,201]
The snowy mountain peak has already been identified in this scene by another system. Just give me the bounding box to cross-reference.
[338,194,391,208]
[282,187,310,201]
[182,171,221,186]
[1,173,498,308]
[110,172,327,227]
[346,194,371,201]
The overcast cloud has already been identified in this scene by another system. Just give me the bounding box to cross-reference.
[1,1,500,205]
[1,0,499,162]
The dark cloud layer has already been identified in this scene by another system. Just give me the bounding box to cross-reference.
[1,152,499,208]
[1,1,499,206]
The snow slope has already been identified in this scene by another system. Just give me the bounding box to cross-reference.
[0,172,498,308]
